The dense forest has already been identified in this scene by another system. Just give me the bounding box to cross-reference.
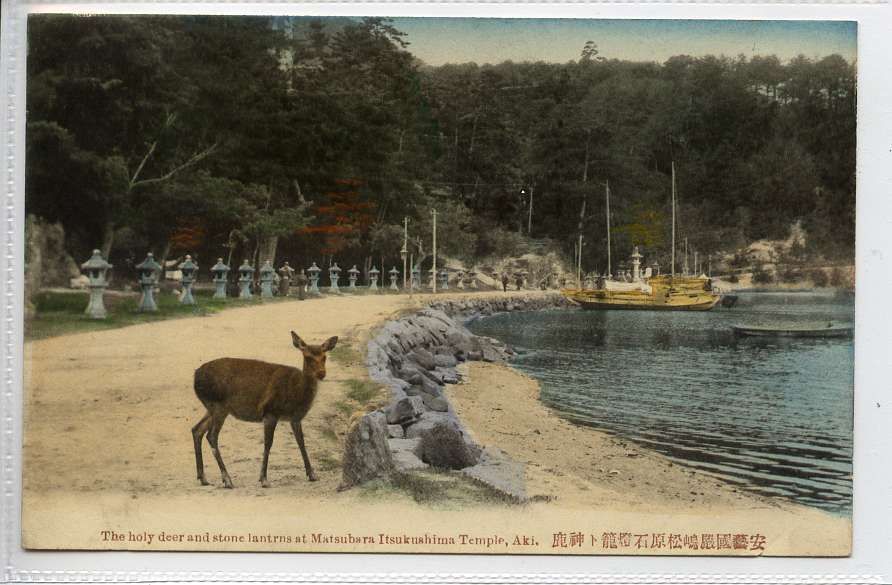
[25,15,856,278]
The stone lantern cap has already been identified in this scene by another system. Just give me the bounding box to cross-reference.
[369,266,380,276]
[389,266,399,276]
[259,260,275,276]
[81,249,112,271]
[330,262,341,274]
[238,260,254,273]
[136,253,161,273]
[211,258,229,273]
[179,255,198,272]
[348,265,360,276]
[307,262,321,275]
[631,246,643,259]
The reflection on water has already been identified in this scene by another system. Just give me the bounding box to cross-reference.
[468,292,854,514]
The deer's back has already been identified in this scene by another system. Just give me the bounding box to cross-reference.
[194,358,302,422]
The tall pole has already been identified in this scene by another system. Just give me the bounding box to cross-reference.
[527,185,534,234]
[402,216,408,290]
[671,161,676,279]
[577,234,583,286]
[431,209,438,294]
[605,180,611,278]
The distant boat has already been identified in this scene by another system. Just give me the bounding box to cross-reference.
[731,323,854,338]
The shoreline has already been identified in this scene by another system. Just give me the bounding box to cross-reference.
[20,289,852,555]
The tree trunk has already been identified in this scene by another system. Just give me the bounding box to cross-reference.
[258,235,279,267]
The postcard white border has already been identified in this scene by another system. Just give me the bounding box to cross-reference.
[3,2,891,583]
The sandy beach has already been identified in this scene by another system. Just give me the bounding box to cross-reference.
[21,290,850,555]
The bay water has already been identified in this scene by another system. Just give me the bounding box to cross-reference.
[467,292,854,513]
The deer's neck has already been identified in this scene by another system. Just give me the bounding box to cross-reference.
[298,367,319,398]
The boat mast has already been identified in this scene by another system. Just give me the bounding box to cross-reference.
[605,180,611,278]
[671,161,676,279]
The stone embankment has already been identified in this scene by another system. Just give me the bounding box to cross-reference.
[339,293,569,500]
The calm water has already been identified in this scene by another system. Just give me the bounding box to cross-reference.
[468,292,855,513]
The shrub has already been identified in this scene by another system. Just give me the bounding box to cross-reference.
[752,265,775,285]
[811,269,829,288]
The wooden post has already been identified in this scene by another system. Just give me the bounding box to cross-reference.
[431,209,438,294]
[606,180,611,278]
[671,161,676,279]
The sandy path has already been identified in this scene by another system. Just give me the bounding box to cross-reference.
[21,291,850,555]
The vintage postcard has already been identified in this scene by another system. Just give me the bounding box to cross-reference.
[17,13,858,559]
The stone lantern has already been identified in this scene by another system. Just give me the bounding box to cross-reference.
[259,260,275,298]
[278,262,295,296]
[584,273,595,290]
[347,265,360,291]
[438,268,449,290]
[521,270,529,289]
[81,249,112,319]
[411,266,420,290]
[136,252,162,312]
[237,260,254,299]
[428,268,437,290]
[631,246,643,282]
[329,262,342,294]
[368,266,380,291]
[456,270,465,290]
[652,262,661,277]
[389,266,399,291]
[307,262,321,295]
[468,270,478,289]
[178,255,199,305]
[210,258,230,299]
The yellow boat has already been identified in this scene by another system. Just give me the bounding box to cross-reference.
[561,162,720,311]
[561,277,720,311]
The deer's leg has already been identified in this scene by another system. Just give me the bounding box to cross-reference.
[191,411,212,486]
[260,414,278,488]
[206,410,233,489]
[290,419,317,482]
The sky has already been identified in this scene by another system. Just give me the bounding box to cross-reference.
[384,19,856,66]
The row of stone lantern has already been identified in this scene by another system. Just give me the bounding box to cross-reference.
[78,248,487,321]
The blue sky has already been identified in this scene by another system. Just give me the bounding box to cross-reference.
[385,19,856,66]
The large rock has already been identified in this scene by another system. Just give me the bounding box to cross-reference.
[339,411,395,489]
[417,423,480,470]
[434,353,458,368]
[404,411,461,439]
[461,446,528,503]
[386,396,424,425]
[410,348,437,370]
[389,438,426,472]
[419,393,449,412]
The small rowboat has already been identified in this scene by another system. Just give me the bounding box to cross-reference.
[731,324,854,338]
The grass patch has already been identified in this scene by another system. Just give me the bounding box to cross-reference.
[344,379,381,404]
[26,289,295,341]
[333,400,355,417]
[329,340,363,366]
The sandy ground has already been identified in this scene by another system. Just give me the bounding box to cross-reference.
[21,290,850,555]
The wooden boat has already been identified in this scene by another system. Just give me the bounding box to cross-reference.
[560,162,720,312]
[731,324,854,338]
[563,281,721,311]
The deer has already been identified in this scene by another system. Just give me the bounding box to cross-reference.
[191,331,337,488]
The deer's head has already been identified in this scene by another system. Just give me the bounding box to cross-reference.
[292,331,338,381]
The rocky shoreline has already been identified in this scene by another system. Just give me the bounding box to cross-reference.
[339,293,569,499]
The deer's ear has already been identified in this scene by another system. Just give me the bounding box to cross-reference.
[321,336,338,352]
[291,331,308,351]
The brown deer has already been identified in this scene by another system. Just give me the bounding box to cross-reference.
[191,331,337,488]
